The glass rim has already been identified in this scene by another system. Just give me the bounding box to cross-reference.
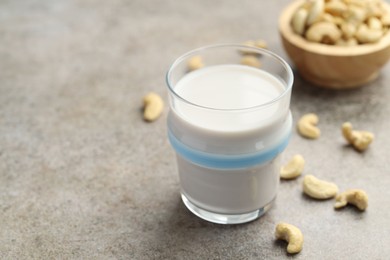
[166,44,294,112]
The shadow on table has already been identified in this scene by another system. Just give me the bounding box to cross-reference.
[144,196,267,258]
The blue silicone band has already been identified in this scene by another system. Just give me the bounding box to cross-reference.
[168,130,291,169]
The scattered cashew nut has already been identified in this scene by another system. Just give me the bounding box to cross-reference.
[187,55,204,71]
[241,39,268,49]
[240,55,261,68]
[143,92,164,122]
[342,122,374,151]
[334,189,368,211]
[275,222,304,254]
[241,40,256,55]
[240,40,268,55]
[303,175,339,199]
[254,39,268,49]
[297,113,321,139]
[280,154,305,180]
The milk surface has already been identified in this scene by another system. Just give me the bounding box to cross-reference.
[173,64,285,132]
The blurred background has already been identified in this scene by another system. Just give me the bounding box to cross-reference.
[1,0,390,259]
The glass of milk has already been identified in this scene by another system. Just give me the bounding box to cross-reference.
[166,44,293,224]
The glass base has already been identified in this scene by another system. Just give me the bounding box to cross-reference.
[181,193,274,224]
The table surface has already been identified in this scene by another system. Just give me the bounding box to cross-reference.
[1,0,390,259]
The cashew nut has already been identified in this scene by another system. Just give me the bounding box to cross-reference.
[343,0,366,8]
[307,0,325,25]
[356,24,383,43]
[368,17,382,30]
[341,22,357,39]
[334,189,368,211]
[347,38,359,46]
[240,55,261,68]
[332,16,345,26]
[280,154,305,180]
[303,175,339,199]
[143,92,164,122]
[321,12,335,23]
[242,39,268,49]
[241,40,267,55]
[275,222,304,254]
[366,1,383,18]
[325,0,348,16]
[344,5,367,24]
[297,113,321,139]
[381,13,390,26]
[243,40,256,47]
[342,122,374,151]
[292,8,309,35]
[187,55,204,71]
[254,39,268,49]
[384,27,389,35]
[291,0,390,45]
[306,21,342,44]
[336,37,359,46]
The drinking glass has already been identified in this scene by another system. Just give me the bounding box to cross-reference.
[166,44,293,224]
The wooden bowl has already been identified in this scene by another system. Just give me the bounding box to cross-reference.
[279,0,390,89]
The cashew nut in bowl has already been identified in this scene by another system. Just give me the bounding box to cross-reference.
[381,14,390,26]
[341,22,357,39]
[336,37,359,46]
[334,189,368,211]
[288,0,390,46]
[368,17,382,30]
[303,175,339,199]
[355,24,383,43]
[143,92,164,122]
[321,13,334,23]
[305,21,342,44]
[275,222,304,254]
[325,0,347,16]
[306,0,324,26]
[297,113,321,139]
[342,122,374,151]
[280,154,305,180]
[344,5,367,24]
[292,8,309,35]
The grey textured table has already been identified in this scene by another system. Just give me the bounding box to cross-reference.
[1,0,390,259]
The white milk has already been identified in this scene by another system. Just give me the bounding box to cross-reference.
[177,65,282,108]
[168,64,291,215]
[174,64,284,132]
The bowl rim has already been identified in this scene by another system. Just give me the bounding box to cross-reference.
[279,0,390,56]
